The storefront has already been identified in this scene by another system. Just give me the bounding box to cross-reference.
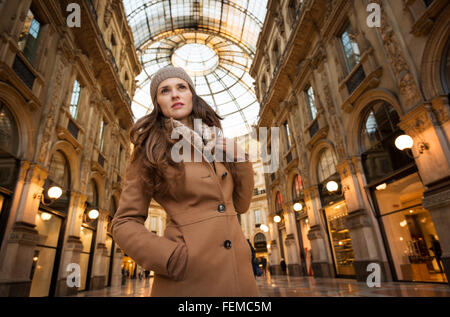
[79,180,99,291]
[29,150,70,296]
[360,100,448,283]
[323,200,355,277]
[371,169,448,283]
[317,148,356,278]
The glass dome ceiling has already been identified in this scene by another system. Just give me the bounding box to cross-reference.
[122,0,268,137]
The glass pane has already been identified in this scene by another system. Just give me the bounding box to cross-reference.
[374,173,424,216]
[18,10,41,62]
[35,210,62,248]
[79,252,90,291]
[381,206,447,283]
[341,24,360,71]
[306,86,317,120]
[70,80,81,119]
[125,0,268,138]
[324,201,355,276]
[29,246,56,297]
[80,226,93,253]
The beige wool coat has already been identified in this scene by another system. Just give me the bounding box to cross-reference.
[111,122,259,297]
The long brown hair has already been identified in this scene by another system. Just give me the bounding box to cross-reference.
[128,84,238,196]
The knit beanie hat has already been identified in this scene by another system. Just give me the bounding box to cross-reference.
[150,66,195,105]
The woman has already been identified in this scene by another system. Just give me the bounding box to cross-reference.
[111,66,259,297]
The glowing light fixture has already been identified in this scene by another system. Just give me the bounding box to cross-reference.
[395,135,413,151]
[293,202,302,212]
[376,183,387,191]
[88,209,99,220]
[260,224,269,232]
[273,215,281,223]
[326,181,339,192]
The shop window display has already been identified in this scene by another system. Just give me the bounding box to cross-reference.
[374,173,447,283]
[29,210,62,296]
[324,201,356,277]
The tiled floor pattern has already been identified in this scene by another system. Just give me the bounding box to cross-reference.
[71,274,450,297]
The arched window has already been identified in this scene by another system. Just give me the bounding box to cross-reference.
[275,191,283,212]
[292,174,303,202]
[359,101,413,183]
[48,151,70,189]
[44,150,71,211]
[254,232,267,251]
[0,103,19,156]
[87,180,99,207]
[317,148,337,183]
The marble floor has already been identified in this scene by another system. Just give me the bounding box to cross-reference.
[71,274,450,297]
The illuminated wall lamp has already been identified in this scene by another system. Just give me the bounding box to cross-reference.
[87,208,99,220]
[293,202,303,212]
[273,215,281,223]
[394,134,429,156]
[33,186,63,206]
[326,181,339,193]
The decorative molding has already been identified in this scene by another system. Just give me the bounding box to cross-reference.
[372,0,422,107]
[55,125,83,154]
[345,209,372,229]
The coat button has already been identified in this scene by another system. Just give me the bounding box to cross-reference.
[217,203,226,213]
[223,240,232,249]
[222,172,228,179]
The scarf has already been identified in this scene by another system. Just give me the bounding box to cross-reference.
[165,117,220,163]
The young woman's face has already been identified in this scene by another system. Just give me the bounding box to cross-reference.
[156,77,193,125]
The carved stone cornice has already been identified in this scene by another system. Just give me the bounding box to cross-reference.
[56,125,83,154]
[344,209,372,230]
[307,224,323,241]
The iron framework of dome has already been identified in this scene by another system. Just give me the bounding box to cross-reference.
[123,0,268,137]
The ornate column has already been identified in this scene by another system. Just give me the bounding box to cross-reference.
[0,161,46,296]
[337,159,391,282]
[307,224,333,278]
[283,208,302,276]
[268,222,282,275]
[91,211,108,290]
[304,185,333,277]
[55,191,85,296]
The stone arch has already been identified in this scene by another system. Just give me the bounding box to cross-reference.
[346,88,403,156]
[420,10,450,99]
[48,140,81,191]
[0,82,34,159]
[309,140,338,186]
[252,231,268,248]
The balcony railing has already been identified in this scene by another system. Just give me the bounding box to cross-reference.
[12,55,35,89]
[346,65,366,95]
[67,118,79,139]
